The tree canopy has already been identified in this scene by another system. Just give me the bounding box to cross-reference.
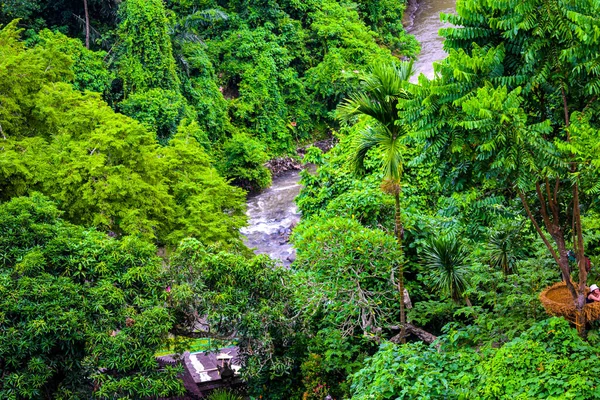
[4,0,600,398]
[0,194,183,399]
[0,20,246,247]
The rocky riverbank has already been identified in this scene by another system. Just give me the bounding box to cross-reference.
[265,137,337,177]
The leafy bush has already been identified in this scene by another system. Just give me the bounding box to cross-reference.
[351,318,600,399]
[119,88,192,141]
[478,318,600,399]
[0,194,183,399]
[207,389,243,400]
[350,340,481,399]
[220,132,272,192]
[292,216,401,334]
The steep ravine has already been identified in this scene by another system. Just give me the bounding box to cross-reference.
[240,0,457,264]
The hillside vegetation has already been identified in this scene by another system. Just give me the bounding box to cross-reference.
[2,0,600,399]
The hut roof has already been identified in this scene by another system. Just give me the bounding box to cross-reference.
[184,347,241,384]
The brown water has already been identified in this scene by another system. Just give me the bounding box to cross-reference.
[407,0,457,82]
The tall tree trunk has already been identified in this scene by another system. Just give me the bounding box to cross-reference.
[573,182,587,335]
[394,191,406,344]
[83,0,90,49]
[464,295,472,307]
[563,86,588,334]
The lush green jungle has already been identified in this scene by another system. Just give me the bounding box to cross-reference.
[2,0,600,398]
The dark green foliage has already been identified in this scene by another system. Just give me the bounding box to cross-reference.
[354,0,419,55]
[215,27,296,151]
[0,194,183,399]
[350,340,481,399]
[291,217,398,398]
[1,0,420,155]
[164,239,303,386]
[292,216,401,335]
[421,236,471,303]
[220,132,272,192]
[351,318,600,399]
[0,0,40,21]
[486,219,527,276]
[119,88,191,142]
[402,0,600,309]
[178,45,231,140]
[479,318,600,398]
[305,0,399,111]
[206,389,244,400]
[300,354,332,399]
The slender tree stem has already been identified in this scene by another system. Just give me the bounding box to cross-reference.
[519,189,559,264]
[83,0,90,49]
[395,191,406,344]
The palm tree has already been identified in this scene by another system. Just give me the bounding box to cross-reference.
[487,223,524,277]
[421,236,471,306]
[336,61,414,342]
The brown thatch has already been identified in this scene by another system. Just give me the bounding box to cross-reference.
[539,282,600,327]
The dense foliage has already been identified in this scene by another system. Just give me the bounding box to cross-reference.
[0,21,246,246]
[1,0,419,191]
[404,0,600,322]
[3,0,600,398]
[0,194,183,399]
[351,318,600,399]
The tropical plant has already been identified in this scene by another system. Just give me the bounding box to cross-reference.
[405,0,600,331]
[421,236,472,305]
[220,132,272,192]
[336,60,415,340]
[487,221,527,277]
[292,216,401,336]
[169,9,228,77]
[0,194,184,399]
[206,389,243,400]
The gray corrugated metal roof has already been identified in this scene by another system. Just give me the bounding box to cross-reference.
[184,347,241,384]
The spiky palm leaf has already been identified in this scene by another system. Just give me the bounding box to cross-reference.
[169,9,229,75]
[207,389,243,400]
[422,236,471,303]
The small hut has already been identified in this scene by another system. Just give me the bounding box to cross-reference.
[157,347,244,397]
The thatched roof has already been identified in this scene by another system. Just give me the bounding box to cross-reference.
[539,282,600,327]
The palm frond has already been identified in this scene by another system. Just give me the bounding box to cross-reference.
[338,60,415,181]
[352,126,388,174]
[421,236,471,302]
